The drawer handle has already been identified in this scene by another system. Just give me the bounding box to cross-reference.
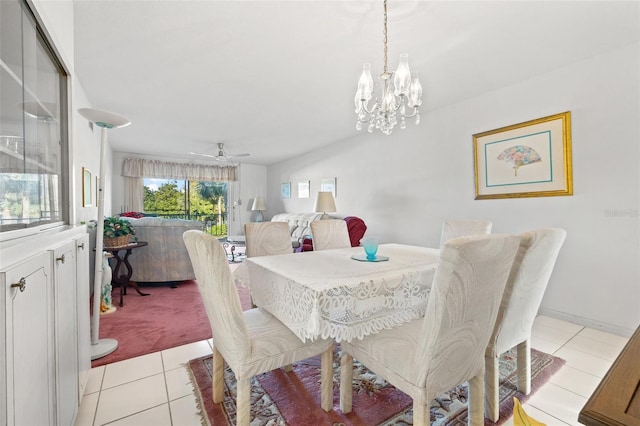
[11,277,26,292]
[56,254,65,263]
[77,243,85,250]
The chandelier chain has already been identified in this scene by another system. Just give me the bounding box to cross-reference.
[383,0,388,74]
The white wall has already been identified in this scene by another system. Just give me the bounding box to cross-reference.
[110,153,267,235]
[267,43,640,337]
[230,163,268,235]
[30,0,108,226]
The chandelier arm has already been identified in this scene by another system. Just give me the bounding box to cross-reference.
[357,99,381,116]
[400,107,419,119]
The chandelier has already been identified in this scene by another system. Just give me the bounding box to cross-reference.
[354,0,422,135]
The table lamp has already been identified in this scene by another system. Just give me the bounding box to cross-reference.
[78,107,131,360]
[252,196,266,222]
[314,191,336,219]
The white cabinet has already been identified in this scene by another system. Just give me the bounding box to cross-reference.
[51,240,79,426]
[0,226,88,426]
[75,234,91,400]
[1,251,55,426]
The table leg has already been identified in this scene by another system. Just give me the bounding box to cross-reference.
[111,253,126,307]
[122,249,150,298]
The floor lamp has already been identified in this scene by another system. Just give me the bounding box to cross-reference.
[78,108,131,360]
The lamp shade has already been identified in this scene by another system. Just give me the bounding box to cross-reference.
[252,197,266,211]
[314,191,336,213]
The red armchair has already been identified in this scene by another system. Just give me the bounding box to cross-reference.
[301,216,367,251]
[344,216,367,247]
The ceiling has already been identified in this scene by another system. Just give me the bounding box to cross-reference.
[72,1,639,166]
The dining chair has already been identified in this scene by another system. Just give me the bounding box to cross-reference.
[244,222,292,257]
[310,219,351,250]
[484,228,567,422]
[439,219,492,247]
[183,230,334,426]
[340,234,521,425]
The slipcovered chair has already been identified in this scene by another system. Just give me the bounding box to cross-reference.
[183,230,334,426]
[340,234,521,425]
[244,222,292,257]
[243,222,293,308]
[439,219,492,247]
[484,228,567,422]
[302,216,367,251]
[310,219,351,251]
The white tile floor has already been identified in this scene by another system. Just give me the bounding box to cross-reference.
[74,315,627,426]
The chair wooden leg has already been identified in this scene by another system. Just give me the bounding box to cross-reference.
[468,373,484,426]
[412,400,428,425]
[484,355,500,422]
[236,376,251,426]
[339,352,353,413]
[517,339,531,394]
[212,347,224,404]
[320,346,333,411]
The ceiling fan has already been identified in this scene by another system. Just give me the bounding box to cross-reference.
[189,142,250,163]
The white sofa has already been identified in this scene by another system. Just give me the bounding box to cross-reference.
[270,213,323,249]
[120,217,204,282]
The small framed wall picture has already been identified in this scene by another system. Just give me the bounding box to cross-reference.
[298,180,310,198]
[82,167,92,207]
[320,177,336,197]
[281,182,291,198]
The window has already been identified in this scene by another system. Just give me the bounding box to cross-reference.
[143,178,229,236]
[0,0,68,234]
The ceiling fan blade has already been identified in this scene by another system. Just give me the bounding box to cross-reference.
[189,151,222,159]
[227,152,250,158]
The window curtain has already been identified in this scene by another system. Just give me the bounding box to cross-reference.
[123,176,144,212]
[121,158,238,213]
[122,157,238,181]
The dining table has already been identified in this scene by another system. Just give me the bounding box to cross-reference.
[243,243,439,343]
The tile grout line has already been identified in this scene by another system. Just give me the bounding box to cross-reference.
[162,352,176,425]
[92,367,108,426]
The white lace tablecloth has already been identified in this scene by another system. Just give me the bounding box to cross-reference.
[244,244,439,343]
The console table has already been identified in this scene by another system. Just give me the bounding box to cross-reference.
[104,241,150,307]
[579,325,640,426]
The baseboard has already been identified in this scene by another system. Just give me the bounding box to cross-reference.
[539,308,636,338]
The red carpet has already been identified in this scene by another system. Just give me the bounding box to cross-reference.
[92,266,252,367]
[188,346,565,425]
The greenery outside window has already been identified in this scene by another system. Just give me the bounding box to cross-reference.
[142,178,228,236]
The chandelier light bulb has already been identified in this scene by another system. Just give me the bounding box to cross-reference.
[354,0,422,135]
[357,63,374,101]
[409,74,423,108]
[393,53,412,96]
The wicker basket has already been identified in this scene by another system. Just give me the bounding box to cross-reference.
[104,235,130,248]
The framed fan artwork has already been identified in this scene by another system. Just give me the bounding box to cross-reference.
[473,111,573,200]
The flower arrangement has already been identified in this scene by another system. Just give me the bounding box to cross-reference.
[103,216,135,238]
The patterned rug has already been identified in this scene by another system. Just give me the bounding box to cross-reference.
[187,346,564,425]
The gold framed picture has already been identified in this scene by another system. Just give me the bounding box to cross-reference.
[82,167,92,207]
[473,111,573,200]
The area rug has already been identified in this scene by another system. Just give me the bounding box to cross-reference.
[93,264,250,367]
[187,346,564,425]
